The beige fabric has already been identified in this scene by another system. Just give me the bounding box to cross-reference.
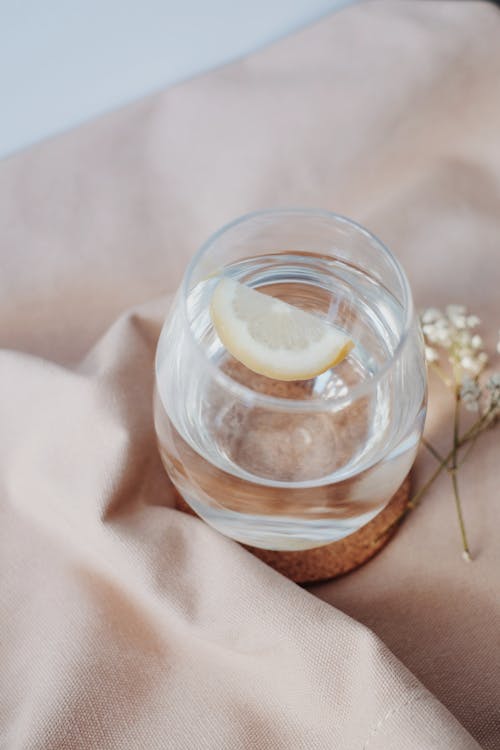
[1,1,499,747]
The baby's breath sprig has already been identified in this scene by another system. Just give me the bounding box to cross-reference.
[421,305,488,381]
[405,306,500,561]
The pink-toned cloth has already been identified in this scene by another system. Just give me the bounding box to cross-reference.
[1,2,499,747]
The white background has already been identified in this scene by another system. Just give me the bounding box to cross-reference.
[0,0,355,158]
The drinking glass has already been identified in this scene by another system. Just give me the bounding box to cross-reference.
[154,209,426,550]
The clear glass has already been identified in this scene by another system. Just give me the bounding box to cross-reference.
[154,209,426,550]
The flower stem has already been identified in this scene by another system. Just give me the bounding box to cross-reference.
[407,457,448,510]
[376,410,490,544]
[451,389,471,560]
[457,430,480,468]
[462,406,495,442]
[455,404,495,469]
[430,361,453,387]
[450,470,471,561]
[421,438,445,464]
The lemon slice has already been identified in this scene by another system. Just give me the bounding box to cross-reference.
[210,278,354,381]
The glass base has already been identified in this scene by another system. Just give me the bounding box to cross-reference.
[174,474,412,581]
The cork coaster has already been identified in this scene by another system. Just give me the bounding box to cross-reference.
[174,474,410,584]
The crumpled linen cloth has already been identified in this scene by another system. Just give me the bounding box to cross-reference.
[1,1,499,748]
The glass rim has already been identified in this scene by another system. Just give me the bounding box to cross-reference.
[177,207,414,411]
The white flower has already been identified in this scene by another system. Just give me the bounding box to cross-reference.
[446,305,468,329]
[446,304,466,317]
[456,330,472,347]
[420,303,494,384]
[425,346,439,363]
[471,335,483,350]
[486,373,500,415]
[487,373,500,389]
[460,356,483,377]
[436,329,453,347]
[421,308,443,324]
[422,323,437,337]
[456,342,472,358]
[422,319,453,348]
[460,377,481,411]
[464,401,480,412]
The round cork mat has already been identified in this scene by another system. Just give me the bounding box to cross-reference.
[174,474,410,584]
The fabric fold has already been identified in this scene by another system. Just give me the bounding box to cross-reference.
[0,305,480,748]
